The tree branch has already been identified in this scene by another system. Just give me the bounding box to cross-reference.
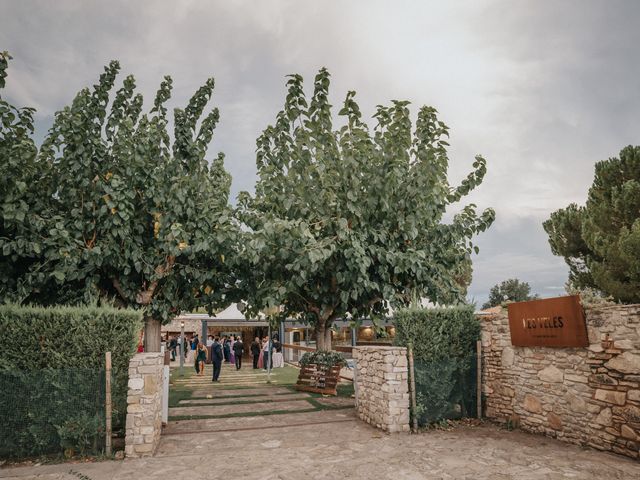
[136,255,176,305]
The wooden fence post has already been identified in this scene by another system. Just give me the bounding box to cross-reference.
[476,340,482,419]
[105,351,112,456]
[407,343,418,433]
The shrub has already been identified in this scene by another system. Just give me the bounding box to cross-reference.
[0,304,141,458]
[394,306,479,425]
[299,350,347,369]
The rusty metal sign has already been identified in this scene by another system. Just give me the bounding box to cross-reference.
[507,295,588,347]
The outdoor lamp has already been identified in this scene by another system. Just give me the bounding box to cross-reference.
[181,321,185,328]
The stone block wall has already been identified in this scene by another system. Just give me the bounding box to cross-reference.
[481,304,640,459]
[353,346,410,433]
[125,352,164,457]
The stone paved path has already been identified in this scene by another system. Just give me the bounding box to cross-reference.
[3,365,640,479]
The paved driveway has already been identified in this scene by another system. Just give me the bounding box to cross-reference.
[2,364,639,479]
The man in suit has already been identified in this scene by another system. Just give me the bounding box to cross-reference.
[211,337,224,382]
[250,337,261,369]
[233,336,244,370]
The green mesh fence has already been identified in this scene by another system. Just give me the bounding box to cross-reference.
[0,368,106,459]
[412,353,477,426]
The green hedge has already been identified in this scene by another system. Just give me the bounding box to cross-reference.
[0,304,142,458]
[394,306,479,425]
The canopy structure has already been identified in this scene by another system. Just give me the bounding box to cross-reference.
[162,304,269,337]
[175,304,269,339]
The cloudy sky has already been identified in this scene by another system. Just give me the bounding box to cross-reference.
[2,0,639,305]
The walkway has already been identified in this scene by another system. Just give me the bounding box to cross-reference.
[162,361,355,442]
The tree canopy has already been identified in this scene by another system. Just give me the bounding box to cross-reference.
[0,51,42,301]
[543,145,640,303]
[238,69,494,349]
[482,278,537,310]
[0,56,238,350]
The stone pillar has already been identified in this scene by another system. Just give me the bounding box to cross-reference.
[353,346,410,433]
[125,352,164,457]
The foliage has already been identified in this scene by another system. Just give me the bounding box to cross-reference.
[56,414,104,457]
[0,51,43,301]
[413,357,476,424]
[0,304,141,458]
[0,56,238,349]
[543,145,640,303]
[299,350,347,369]
[564,282,615,309]
[238,69,494,349]
[394,306,479,425]
[482,278,538,309]
[394,305,479,361]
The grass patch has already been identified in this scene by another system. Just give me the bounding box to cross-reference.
[171,396,307,408]
[304,398,354,411]
[337,382,354,398]
[168,387,194,408]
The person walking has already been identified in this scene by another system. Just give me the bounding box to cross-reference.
[251,337,261,369]
[211,337,223,382]
[233,336,244,370]
[196,342,208,375]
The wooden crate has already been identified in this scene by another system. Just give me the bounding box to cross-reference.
[294,363,342,396]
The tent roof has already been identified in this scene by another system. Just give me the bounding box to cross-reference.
[214,303,249,321]
[176,304,266,326]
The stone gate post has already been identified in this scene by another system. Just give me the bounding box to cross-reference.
[353,346,410,433]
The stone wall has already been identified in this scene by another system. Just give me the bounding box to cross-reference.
[125,352,164,457]
[481,304,640,459]
[353,346,410,433]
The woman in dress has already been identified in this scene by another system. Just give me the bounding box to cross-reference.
[229,336,236,365]
[257,337,265,369]
[196,342,208,375]
[223,336,231,363]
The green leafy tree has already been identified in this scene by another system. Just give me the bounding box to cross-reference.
[0,58,237,350]
[0,52,47,300]
[238,69,494,350]
[543,146,640,303]
[482,278,537,309]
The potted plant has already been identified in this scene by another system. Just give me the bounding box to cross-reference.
[295,351,347,395]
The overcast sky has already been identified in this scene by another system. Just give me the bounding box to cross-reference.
[2,0,639,306]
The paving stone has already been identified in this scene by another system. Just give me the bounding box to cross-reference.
[189,387,295,397]
[169,399,313,417]
[4,423,640,479]
[179,393,310,405]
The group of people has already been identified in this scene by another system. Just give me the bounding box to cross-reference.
[167,334,195,362]
[166,332,284,382]
[207,335,244,381]
[250,335,284,370]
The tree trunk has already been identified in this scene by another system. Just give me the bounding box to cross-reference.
[316,321,325,351]
[315,321,332,351]
[324,325,332,351]
[143,316,162,352]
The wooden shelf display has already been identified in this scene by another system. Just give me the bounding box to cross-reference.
[294,363,342,395]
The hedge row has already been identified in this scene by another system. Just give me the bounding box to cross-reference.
[0,304,142,458]
[393,306,480,425]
